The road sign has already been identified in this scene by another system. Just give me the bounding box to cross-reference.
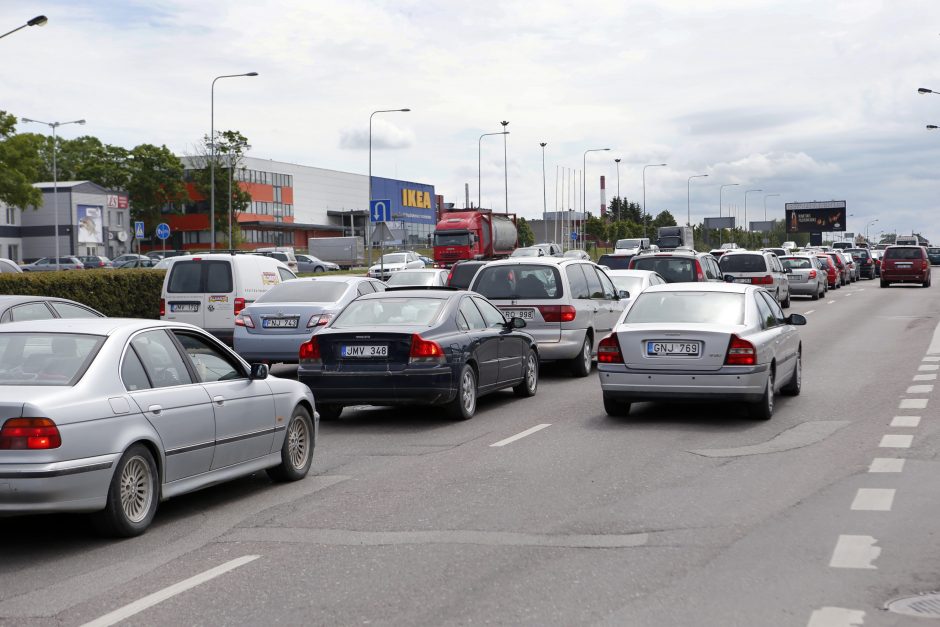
[570,231,578,240]
[370,199,392,223]
[156,223,171,240]
[371,221,395,243]
[134,221,145,239]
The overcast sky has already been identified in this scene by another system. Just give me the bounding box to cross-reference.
[4,0,940,241]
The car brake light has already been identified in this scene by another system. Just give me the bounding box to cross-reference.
[536,305,576,322]
[0,418,61,450]
[307,313,333,328]
[235,314,254,328]
[751,275,774,285]
[234,297,246,315]
[808,270,817,279]
[725,334,756,366]
[597,334,623,363]
[299,337,321,364]
[410,334,445,364]
[694,259,705,281]
[446,268,454,285]
[98,261,104,267]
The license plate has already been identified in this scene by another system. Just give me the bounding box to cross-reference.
[896,263,912,267]
[262,317,299,329]
[501,309,534,320]
[734,278,751,283]
[170,303,199,313]
[647,341,701,356]
[790,275,806,282]
[341,344,388,358]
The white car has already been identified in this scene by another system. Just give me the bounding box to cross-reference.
[604,269,667,307]
[368,251,425,280]
[718,250,792,308]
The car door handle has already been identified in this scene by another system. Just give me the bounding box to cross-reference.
[213,395,225,406]
[148,404,163,415]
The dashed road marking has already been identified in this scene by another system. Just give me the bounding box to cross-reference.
[490,423,552,447]
[880,434,913,448]
[805,309,816,315]
[918,364,939,371]
[906,384,934,394]
[923,356,940,362]
[890,416,921,427]
[806,606,866,627]
[899,398,928,409]
[827,300,836,304]
[913,374,937,381]
[869,458,905,473]
[851,488,895,511]
[830,534,880,569]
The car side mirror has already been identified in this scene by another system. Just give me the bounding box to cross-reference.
[785,313,807,326]
[723,274,736,283]
[784,267,792,274]
[249,363,269,380]
[509,316,527,329]
[618,290,630,300]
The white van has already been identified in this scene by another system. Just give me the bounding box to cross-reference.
[161,253,297,345]
[255,246,299,272]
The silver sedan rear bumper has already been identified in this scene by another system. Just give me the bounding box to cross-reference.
[0,453,118,513]
[598,363,769,402]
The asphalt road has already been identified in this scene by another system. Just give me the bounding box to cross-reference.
[2,279,939,626]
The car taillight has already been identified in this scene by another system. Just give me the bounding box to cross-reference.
[725,334,756,366]
[446,268,454,285]
[808,270,817,278]
[235,314,254,328]
[98,261,104,267]
[410,334,445,364]
[695,259,705,281]
[0,418,61,450]
[159,298,166,317]
[234,297,246,315]
[597,334,623,363]
[751,275,774,285]
[307,313,333,328]
[536,305,576,322]
[299,337,321,364]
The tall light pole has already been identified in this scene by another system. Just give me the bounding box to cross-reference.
[763,193,780,221]
[743,189,762,235]
[500,121,509,213]
[368,108,411,267]
[687,174,708,227]
[478,131,509,211]
[582,148,610,228]
[718,183,739,246]
[0,15,47,40]
[865,219,879,243]
[210,72,257,250]
[614,158,621,213]
[642,163,667,238]
[20,117,85,270]
[918,87,940,96]
[540,142,548,243]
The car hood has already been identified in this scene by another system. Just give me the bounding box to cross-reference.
[370,263,407,272]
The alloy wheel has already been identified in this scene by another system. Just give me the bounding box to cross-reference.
[120,456,154,524]
[287,415,310,470]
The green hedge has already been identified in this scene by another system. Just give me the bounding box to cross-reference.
[0,270,166,319]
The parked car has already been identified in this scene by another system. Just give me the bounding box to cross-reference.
[837,250,859,282]
[111,254,150,266]
[597,253,636,270]
[563,249,592,260]
[825,252,850,286]
[845,248,875,280]
[235,276,386,364]
[0,257,22,273]
[511,247,550,258]
[629,249,724,284]
[469,258,625,376]
[78,255,113,269]
[446,260,488,290]
[598,282,805,420]
[718,250,792,308]
[161,253,297,345]
[815,254,841,289]
[779,255,827,300]
[0,295,103,322]
[115,257,159,269]
[297,289,539,420]
[367,251,425,280]
[604,269,667,307]
[21,257,84,272]
[385,269,449,287]
[881,245,931,287]
[257,248,299,273]
[0,319,316,536]
[926,247,940,266]
[295,254,340,273]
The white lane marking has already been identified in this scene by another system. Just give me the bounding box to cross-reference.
[880,434,913,448]
[490,423,552,447]
[928,315,940,354]
[845,292,853,296]
[923,356,940,362]
[906,384,934,394]
[918,364,940,371]
[830,535,880,569]
[869,458,905,473]
[891,416,921,427]
[805,309,816,315]
[827,300,836,304]
[899,398,928,409]
[851,488,895,511]
[913,374,938,381]
[81,555,260,627]
[807,606,866,627]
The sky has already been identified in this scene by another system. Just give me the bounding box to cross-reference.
[4,0,940,242]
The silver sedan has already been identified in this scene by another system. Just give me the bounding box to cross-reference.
[597,283,805,420]
[0,318,317,536]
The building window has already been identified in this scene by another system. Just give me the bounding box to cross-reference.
[117,212,123,226]
[8,244,18,262]
[5,206,14,225]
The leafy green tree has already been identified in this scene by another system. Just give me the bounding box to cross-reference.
[187,130,253,247]
[125,144,187,227]
[0,112,42,209]
[517,216,535,247]
[651,210,677,229]
[584,215,607,246]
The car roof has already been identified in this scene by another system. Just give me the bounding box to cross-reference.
[605,269,659,277]
[480,256,585,267]
[0,318,201,335]
[392,268,446,273]
[0,295,77,306]
[282,276,369,284]
[357,288,464,300]
[643,282,755,294]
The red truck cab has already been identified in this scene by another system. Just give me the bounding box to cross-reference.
[433,210,517,266]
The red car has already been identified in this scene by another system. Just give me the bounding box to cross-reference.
[881,246,931,287]
[816,255,841,289]
[825,252,849,286]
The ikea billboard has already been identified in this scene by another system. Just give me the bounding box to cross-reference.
[370,177,437,224]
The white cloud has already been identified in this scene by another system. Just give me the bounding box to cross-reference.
[339,119,415,150]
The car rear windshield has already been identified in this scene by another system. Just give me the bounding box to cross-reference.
[718,254,766,273]
[781,257,813,270]
[625,292,745,325]
[598,255,634,269]
[471,265,562,300]
[386,272,439,286]
[608,275,644,295]
[0,332,104,386]
[256,280,346,303]
[846,249,870,259]
[167,260,233,293]
[885,247,923,260]
[332,297,445,327]
[928,248,940,254]
[448,263,484,290]
[631,256,695,283]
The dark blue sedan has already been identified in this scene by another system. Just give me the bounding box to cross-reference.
[297,289,539,420]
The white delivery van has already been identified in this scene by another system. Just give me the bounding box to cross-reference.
[161,253,297,345]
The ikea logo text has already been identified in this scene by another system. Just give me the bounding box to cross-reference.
[402,189,432,209]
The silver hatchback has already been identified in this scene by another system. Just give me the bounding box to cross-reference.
[779,255,827,300]
[469,258,626,376]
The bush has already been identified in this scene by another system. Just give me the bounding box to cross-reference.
[0,270,166,319]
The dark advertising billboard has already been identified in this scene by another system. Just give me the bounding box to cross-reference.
[785,201,847,233]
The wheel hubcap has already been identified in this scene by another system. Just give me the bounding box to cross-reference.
[526,355,537,390]
[120,456,152,524]
[583,340,591,368]
[462,370,475,413]
[767,374,775,413]
[287,416,310,469]
[796,355,802,388]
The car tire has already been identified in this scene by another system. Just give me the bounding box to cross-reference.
[317,404,343,421]
[749,370,775,421]
[267,406,314,482]
[603,394,631,417]
[811,287,820,301]
[570,334,592,378]
[314,266,324,273]
[513,349,539,397]
[92,444,159,538]
[781,291,791,308]
[880,280,889,288]
[447,364,477,420]
[781,348,801,396]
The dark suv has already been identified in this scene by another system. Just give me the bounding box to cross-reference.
[844,248,875,279]
[628,249,723,283]
[881,246,931,288]
[927,247,940,266]
[446,260,488,290]
[597,253,635,270]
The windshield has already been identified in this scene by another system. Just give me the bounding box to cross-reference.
[256,280,347,303]
[379,254,408,265]
[719,254,766,273]
[626,292,745,325]
[433,232,470,247]
[0,333,104,386]
[608,275,644,295]
[598,255,634,269]
[781,257,813,270]
[332,298,445,327]
[472,264,562,300]
[630,257,694,283]
[386,271,439,286]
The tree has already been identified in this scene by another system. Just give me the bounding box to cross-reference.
[125,144,187,227]
[517,216,535,247]
[651,210,677,229]
[584,215,607,245]
[186,130,253,247]
[0,112,43,209]
[607,196,642,223]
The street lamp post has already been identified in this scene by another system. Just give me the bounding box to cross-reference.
[642,164,667,238]
[718,183,740,246]
[20,117,85,270]
[0,15,47,40]
[540,142,548,243]
[478,131,509,211]
[763,193,780,221]
[743,189,762,235]
[866,219,879,243]
[614,158,621,215]
[210,72,257,251]
[368,108,411,268]
[687,174,708,227]
[582,148,610,231]
[500,121,509,213]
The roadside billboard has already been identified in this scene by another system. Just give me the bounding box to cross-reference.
[76,205,104,244]
[785,201,847,233]
[703,217,735,230]
[750,220,775,233]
